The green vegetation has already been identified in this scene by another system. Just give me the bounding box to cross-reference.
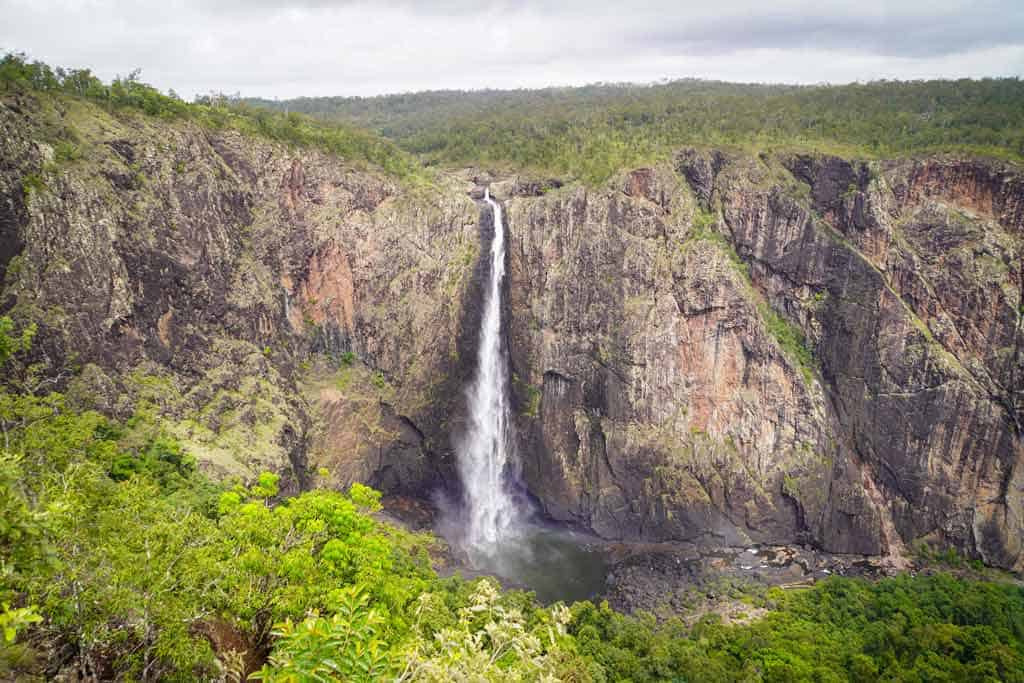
[521,383,542,418]
[19,173,46,200]
[912,541,990,574]
[53,140,83,164]
[1,53,425,182]
[758,301,816,384]
[685,210,751,277]
[568,575,1024,682]
[0,310,1021,680]
[11,52,1022,188]
[513,373,542,418]
[250,77,1024,184]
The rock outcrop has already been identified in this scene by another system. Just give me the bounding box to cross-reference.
[0,91,480,494]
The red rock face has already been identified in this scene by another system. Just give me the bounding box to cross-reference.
[0,96,481,495]
[506,154,1021,570]
[624,167,668,208]
[289,243,356,331]
[897,158,1024,236]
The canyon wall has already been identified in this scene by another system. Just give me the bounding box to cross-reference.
[498,153,1022,570]
[2,90,1021,570]
[0,91,481,495]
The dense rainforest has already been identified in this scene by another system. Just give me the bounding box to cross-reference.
[1,52,1023,681]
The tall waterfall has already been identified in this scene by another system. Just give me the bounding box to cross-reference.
[458,188,519,557]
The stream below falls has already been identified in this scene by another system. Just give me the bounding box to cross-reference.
[460,522,611,604]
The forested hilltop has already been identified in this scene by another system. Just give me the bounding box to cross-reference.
[0,53,426,182]
[249,77,1024,183]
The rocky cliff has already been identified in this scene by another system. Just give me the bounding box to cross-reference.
[2,90,1021,571]
[497,153,1022,571]
[0,91,481,496]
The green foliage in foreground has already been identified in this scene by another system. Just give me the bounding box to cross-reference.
[0,309,1022,681]
[252,77,1024,184]
[569,576,1024,682]
[0,52,425,182]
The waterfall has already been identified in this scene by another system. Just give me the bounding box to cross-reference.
[458,187,520,558]
[445,190,610,600]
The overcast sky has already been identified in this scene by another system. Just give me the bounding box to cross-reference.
[2,0,1023,99]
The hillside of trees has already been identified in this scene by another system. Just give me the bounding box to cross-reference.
[249,77,1024,183]
[0,53,426,182]
[10,49,1022,187]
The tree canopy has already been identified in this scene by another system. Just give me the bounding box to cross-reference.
[0,52,426,183]
[249,77,1024,183]
[0,310,1021,681]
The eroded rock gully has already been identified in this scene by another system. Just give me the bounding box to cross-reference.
[2,92,1021,571]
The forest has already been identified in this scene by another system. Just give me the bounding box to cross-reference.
[9,51,1024,186]
[1,311,1022,681]
[0,53,425,183]
[249,77,1024,183]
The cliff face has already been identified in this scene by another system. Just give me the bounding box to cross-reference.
[720,152,1022,569]
[2,91,1021,571]
[0,92,481,495]
[499,153,1023,570]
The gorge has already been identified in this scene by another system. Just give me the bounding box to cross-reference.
[2,90,1021,574]
[1,62,1023,679]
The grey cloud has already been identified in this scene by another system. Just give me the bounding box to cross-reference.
[0,0,1021,98]
[629,4,1024,59]
[202,0,513,16]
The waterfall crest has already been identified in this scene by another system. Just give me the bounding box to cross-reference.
[457,188,520,558]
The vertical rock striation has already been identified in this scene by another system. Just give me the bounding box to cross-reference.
[500,153,1022,571]
[0,92,480,494]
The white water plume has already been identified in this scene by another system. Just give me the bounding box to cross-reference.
[456,187,521,560]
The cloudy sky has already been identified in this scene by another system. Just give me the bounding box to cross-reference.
[2,0,1023,99]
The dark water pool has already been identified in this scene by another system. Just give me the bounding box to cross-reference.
[385,495,612,605]
[466,524,610,604]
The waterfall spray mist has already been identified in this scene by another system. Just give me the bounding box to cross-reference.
[457,188,520,559]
